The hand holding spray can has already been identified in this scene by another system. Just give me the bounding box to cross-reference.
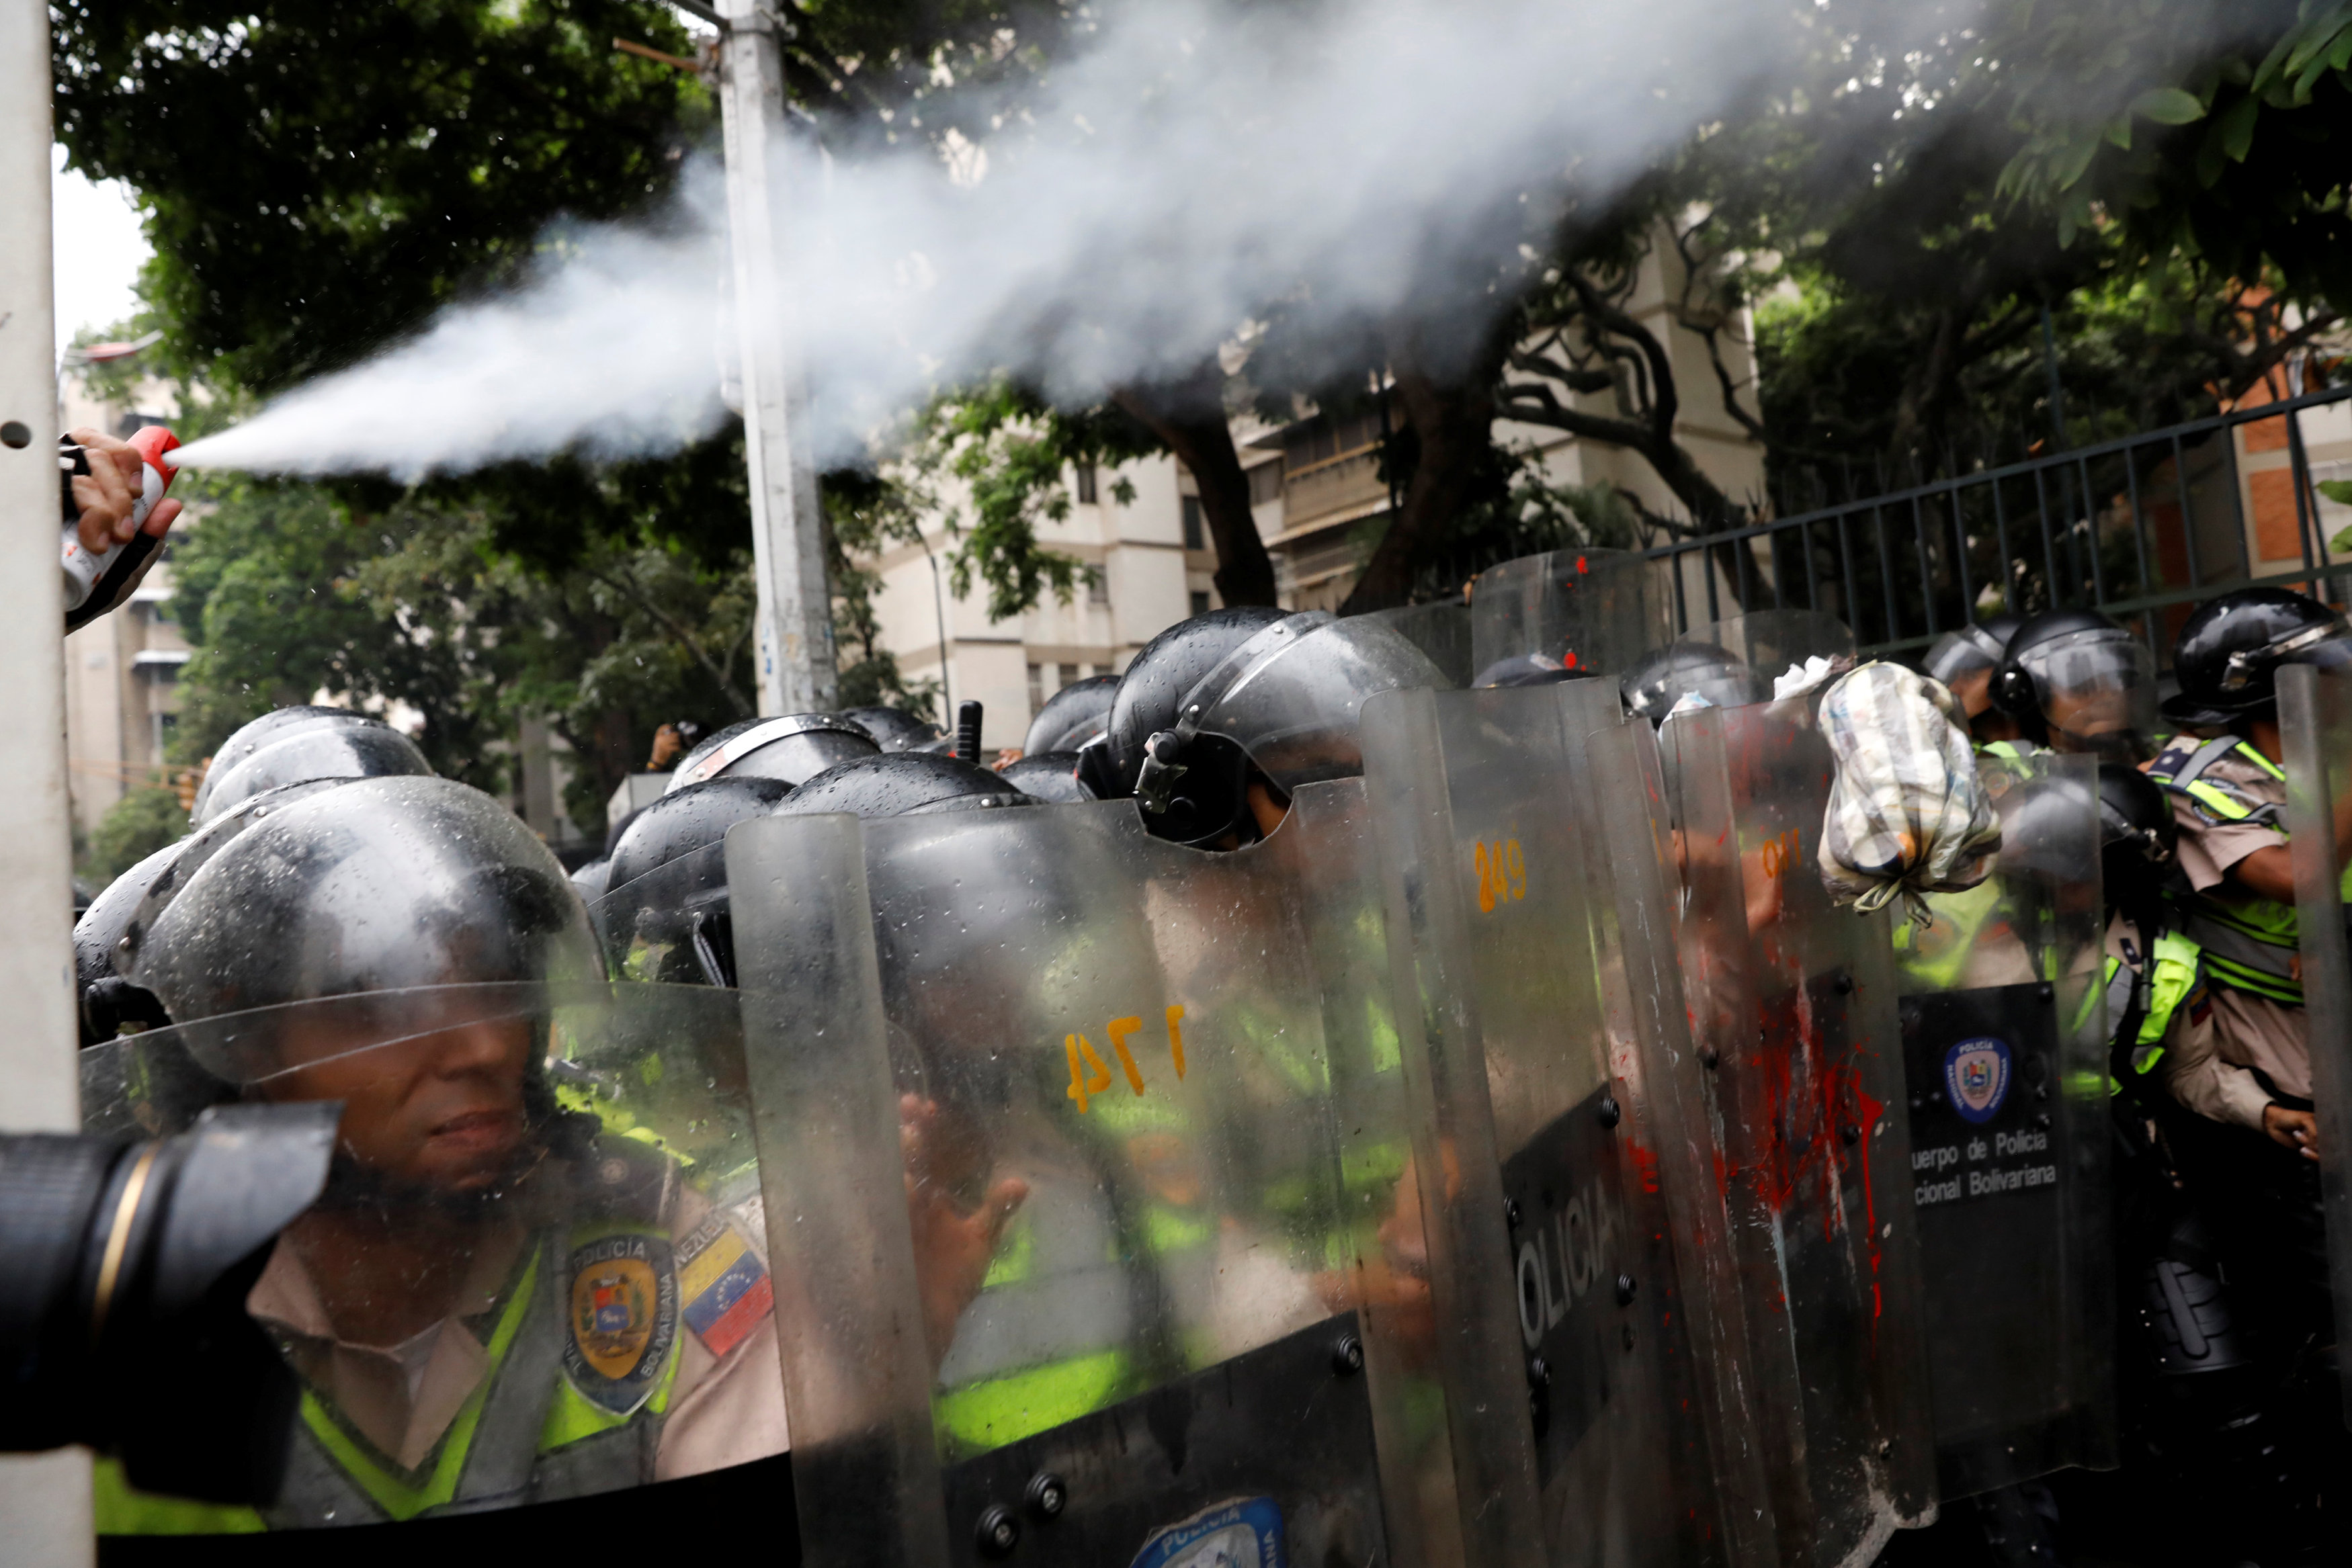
[60,425,180,629]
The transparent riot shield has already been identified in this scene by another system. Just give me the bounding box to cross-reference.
[1659,699,1939,1565]
[1359,683,1775,1568]
[77,980,786,1531]
[2278,662,2352,1426]
[730,791,1452,1568]
[1888,752,2115,1495]
[1687,611,1856,691]
[1469,549,1673,682]
[1356,602,1474,688]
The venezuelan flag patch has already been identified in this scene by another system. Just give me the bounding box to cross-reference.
[677,1213,774,1360]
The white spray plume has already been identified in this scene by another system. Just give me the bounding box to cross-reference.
[170,0,1939,479]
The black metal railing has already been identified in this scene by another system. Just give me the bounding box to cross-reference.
[1646,383,2352,664]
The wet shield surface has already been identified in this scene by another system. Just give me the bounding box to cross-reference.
[2277,662,2352,1425]
[729,791,1439,1568]
[79,980,784,1530]
[1468,548,1673,681]
[1659,699,1937,1566]
[1888,751,2116,1495]
[1359,682,1775,1568]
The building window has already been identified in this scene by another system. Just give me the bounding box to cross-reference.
[1027,662,1044,715]
[1189,591,1211,617]
[1089,568,1109,607]
[1075,463,1098,505]
[1181,496,1205,552]
[1248,461,1283,506]
[1058,662,1079,690]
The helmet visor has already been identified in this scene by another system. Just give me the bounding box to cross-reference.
[2016,630,2157,759]
[1923,624,2008,687]
[2242,616,2352,686]
[1193,616,1445,792]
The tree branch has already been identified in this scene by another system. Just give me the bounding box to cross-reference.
[586,564,756,717]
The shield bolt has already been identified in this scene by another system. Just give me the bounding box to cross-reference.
[1840,1123,1860,1146]
[1331,1334,1366,1375]
[1527,1355,1552,1387]
[1597,1094,1622,1129]
[1700,1048,1720,1070]
[1023,1472,1067,1521]
[1504,1196,1523,1229]
[1834,973,1854,995]
[975,1505,1021,1558]
[1615,1272,1637,1306]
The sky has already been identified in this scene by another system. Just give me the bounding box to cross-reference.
[51,144,150,351]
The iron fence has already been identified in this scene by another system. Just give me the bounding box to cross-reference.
[1644,383,2352,665]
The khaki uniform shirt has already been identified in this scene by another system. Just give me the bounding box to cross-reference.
[2163,750,2310,1103]
[249,1184,789,1485]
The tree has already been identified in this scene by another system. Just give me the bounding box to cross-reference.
[87,787,187,884]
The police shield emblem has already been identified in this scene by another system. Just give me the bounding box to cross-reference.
[562,1231,679,1414]
[1942,1036,2012,1124]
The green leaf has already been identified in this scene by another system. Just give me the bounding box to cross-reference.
[2104,115,2133,150]
[2319,479,2352,507]
[2130,86,2208,125]
[2332,524,2352,556]
[2220,93,2261,163]
[2054,134,2101,191]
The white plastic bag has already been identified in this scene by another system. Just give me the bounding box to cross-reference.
[1816,662,2001,923]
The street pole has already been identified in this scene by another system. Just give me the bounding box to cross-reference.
[0,2,99,1559]
[716,0,835,716]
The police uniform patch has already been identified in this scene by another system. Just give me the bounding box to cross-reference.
[676,1214,773,1360]
[1130,1496,1286,1568]
[562,1231,679,1415]
[1943,1036,2012,1124]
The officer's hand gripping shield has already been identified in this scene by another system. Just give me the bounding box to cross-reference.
[729,791,1442,1568]
[1658,699,1939,1564]
[1888,752,2117,1495]
[1470,549,1674,681]
[1357,682,1777,1568]
[2277,661,2352,1426]
[78,977,784,1530]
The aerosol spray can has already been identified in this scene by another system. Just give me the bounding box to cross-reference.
[60,425,179,627]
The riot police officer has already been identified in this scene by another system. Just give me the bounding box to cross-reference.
[1922,613,2027,753]
[93,777,790,1531]
[188,705,434,827]
[2146,589,2352,1160]
[1988,608,2160,765]
[1103,607,1441,847]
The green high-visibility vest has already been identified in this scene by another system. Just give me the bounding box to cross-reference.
[2147,736,2305,1006]
[2099,928,2203,1094]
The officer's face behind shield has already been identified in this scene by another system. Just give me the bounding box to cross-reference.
[2012,629,2158,760]
[124,778,604,1198]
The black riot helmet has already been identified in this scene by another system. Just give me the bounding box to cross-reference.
[122,777,602,1068]
[1621,640,1767,728]
[666,712,878,793]
[1990,609,2157,760]
[1104,607,1293,797]
[1923,613,2023,691]
[1023,674,1120,756]
[772,752,1037,819]
[997,751,1097,803]
[2162,586,2352,727]
[597,777,792,989]
[841,705,943,754]
[190,708,433,827]
[2096,763,2179,915]
[1105,608,1443,847]
[74,841,183,1047]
